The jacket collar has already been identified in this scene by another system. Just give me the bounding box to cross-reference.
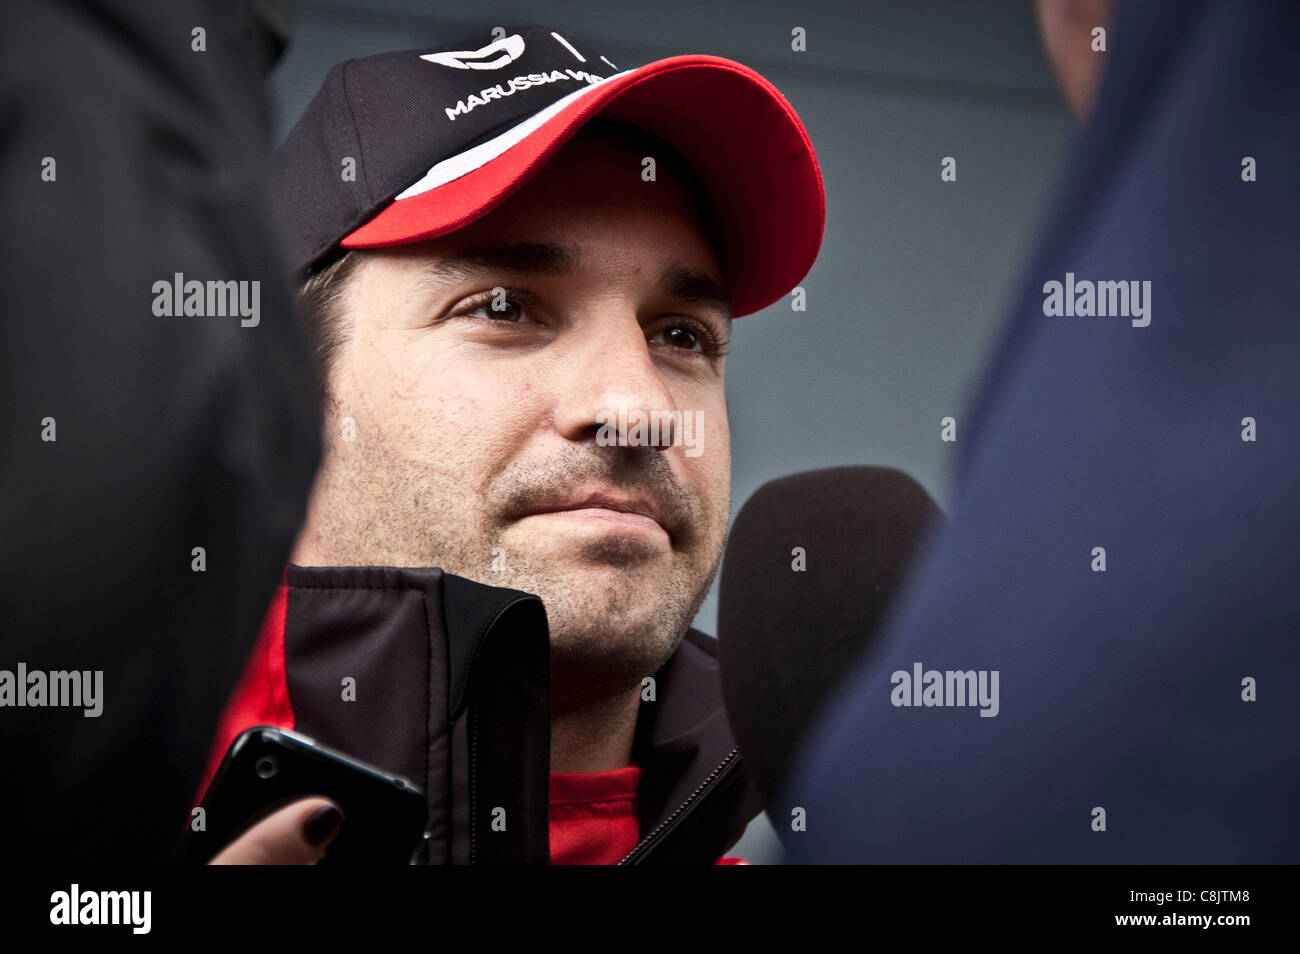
[283,565,758,863]
[445,571,761,862]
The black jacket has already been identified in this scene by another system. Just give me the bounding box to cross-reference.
[3,0,318,863]
[198,565,759,864]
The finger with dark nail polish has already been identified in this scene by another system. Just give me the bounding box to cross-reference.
[303,805,343,847]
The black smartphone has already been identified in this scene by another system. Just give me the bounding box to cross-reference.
[177,726,428,865]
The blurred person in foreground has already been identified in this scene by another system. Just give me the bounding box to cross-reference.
[786,0,1300,863]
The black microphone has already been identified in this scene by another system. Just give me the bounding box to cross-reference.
[718,466,943,822]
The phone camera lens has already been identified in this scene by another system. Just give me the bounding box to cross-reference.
[255,755,278,779]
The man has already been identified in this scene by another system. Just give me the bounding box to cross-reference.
[196,25,824,864]
[787,0,1300,863]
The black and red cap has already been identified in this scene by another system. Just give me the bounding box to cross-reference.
[277,25,825,317]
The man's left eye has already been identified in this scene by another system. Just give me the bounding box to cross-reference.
[652,325,703,352]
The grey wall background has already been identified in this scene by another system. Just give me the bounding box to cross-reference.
[268,0,1075,863]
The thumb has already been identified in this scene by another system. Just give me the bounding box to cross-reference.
[208,797,344,865]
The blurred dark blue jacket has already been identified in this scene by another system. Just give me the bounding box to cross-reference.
[787,0,1300,863]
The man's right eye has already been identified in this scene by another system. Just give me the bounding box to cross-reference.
[466,300,523,321]
[455,287,534,323]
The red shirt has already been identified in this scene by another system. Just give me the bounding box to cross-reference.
[549,766,642,864]
[548,766,748,865]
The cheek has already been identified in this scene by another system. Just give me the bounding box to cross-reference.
[710,413,732,510]
[697,408,729,475]
[679,394,731,527]
[341,340,535,470]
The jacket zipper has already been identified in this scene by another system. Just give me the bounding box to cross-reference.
[616,746,740,865]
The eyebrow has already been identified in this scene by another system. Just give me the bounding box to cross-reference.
[419,242,578,285]
[658,265,732,317]
[417,241,732,317]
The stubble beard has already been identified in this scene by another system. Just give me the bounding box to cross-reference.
[307,427,726,710]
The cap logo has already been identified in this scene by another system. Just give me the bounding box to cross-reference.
[420,34,525,70]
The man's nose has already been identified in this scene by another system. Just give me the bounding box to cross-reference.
[551,311,679,449]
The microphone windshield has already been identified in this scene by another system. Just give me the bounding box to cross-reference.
[718,466,943,811]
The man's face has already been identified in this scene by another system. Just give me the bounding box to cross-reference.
[296,127,733,708]
[1034,0,1116,121]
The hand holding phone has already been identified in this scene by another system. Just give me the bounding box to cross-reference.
[207,796,345,865]
[178,727,428,865]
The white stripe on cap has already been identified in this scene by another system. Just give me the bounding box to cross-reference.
[550,32,585,62]
[394,70,633,200]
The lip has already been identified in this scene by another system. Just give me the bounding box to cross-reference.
[521,492,669,534]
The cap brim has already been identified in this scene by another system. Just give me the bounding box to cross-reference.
[340,54,825,317]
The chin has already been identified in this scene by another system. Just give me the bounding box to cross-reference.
[548,614,687,703]
[511,564,692,634]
